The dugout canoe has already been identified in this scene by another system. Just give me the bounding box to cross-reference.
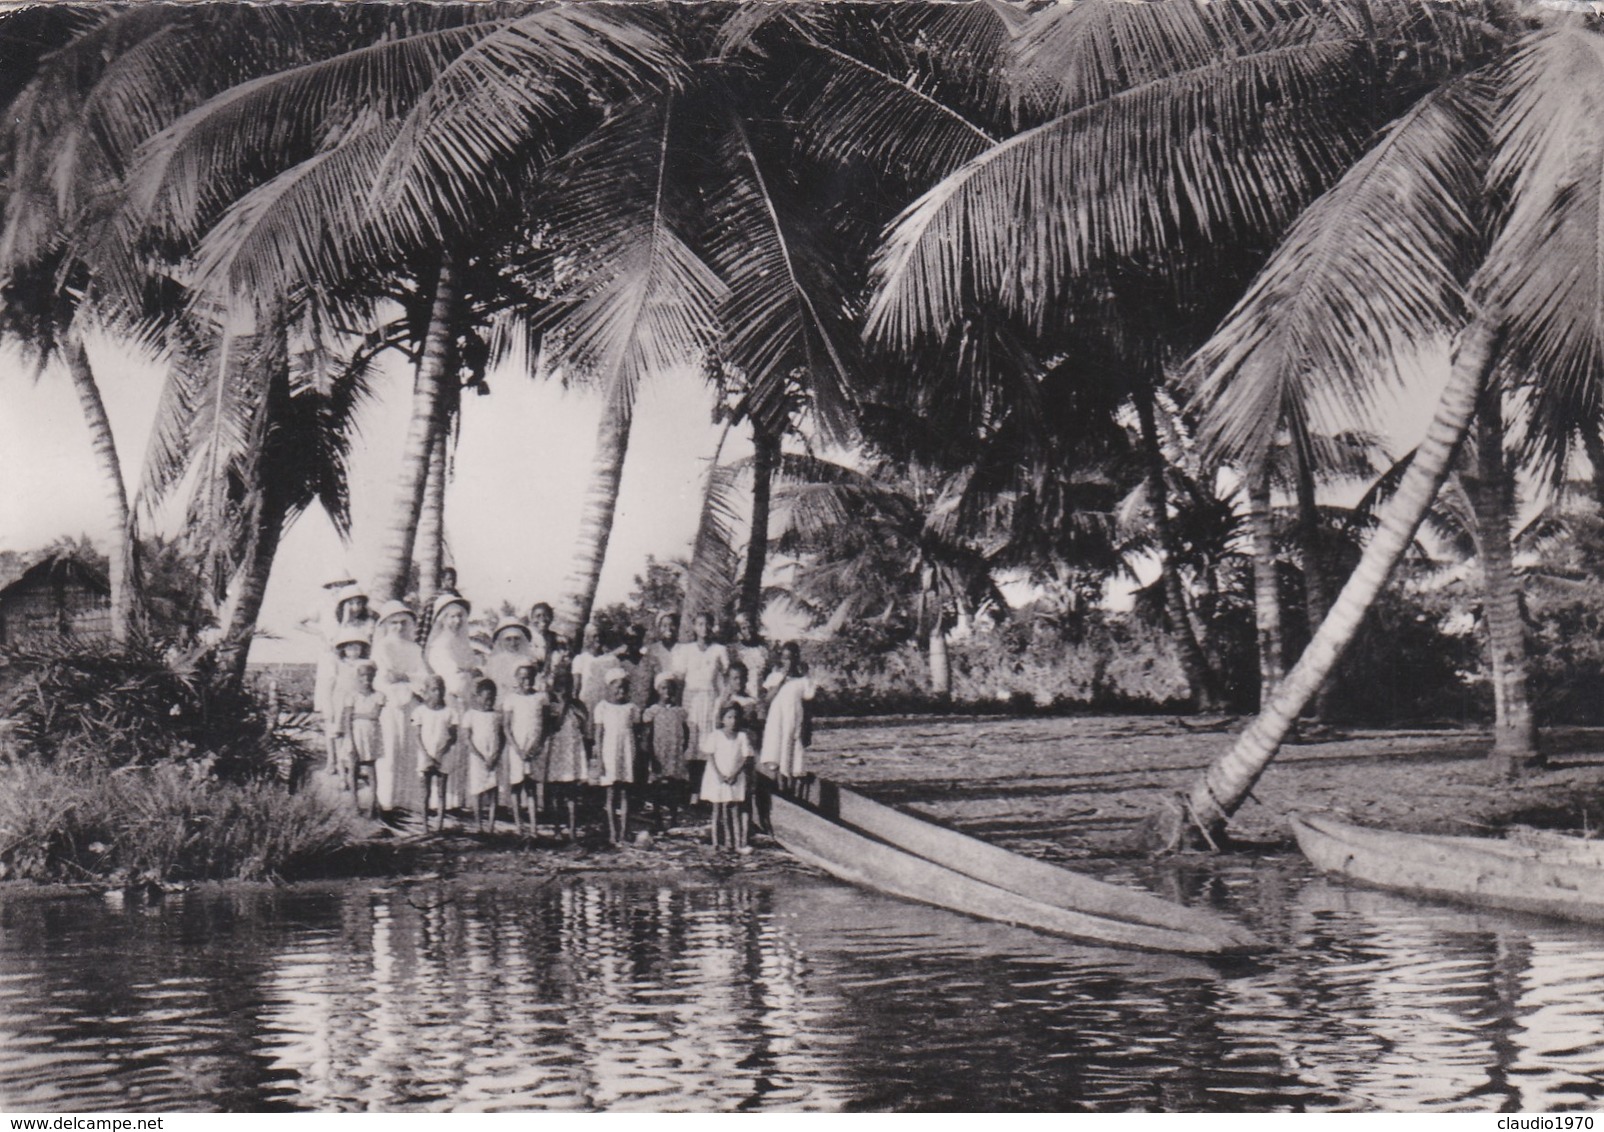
[1291,812,1604,924]
[759,777,1264,955]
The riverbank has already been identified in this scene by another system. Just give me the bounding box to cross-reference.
[9,714,1604,892]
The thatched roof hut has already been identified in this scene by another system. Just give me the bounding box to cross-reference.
[0,555,112,648]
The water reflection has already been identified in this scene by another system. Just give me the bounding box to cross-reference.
[4,865,1604,1111]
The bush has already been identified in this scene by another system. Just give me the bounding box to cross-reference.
[1,642,303,781]
[803,613,1191,716]
[0,762,356,883]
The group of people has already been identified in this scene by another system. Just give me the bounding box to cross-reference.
[311,576,816,852]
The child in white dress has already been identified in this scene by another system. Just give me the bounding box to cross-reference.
[412,675,457,834]
[339,660,386,818]
[701,703,753,853]
[761,642,816,794]
[591,669,640,844]
[463,678,505,834]
[502,663,548,837]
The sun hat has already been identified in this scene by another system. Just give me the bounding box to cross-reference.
[653,672,677,691]
[333,624,373,649]
[602,668,629,686]
[431,593,470,622]
[492,616,531,643]
[376,599,414,626]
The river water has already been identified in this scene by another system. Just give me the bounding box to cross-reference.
[4,854,1604,1112]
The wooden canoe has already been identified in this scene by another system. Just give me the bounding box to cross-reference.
[1291,812,1604,924]
[759,777,1263,955]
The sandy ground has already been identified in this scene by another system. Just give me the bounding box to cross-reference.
[319,715,1604,884]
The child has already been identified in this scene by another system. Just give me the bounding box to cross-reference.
[338,660,386,818]
[723,660,762,742]
[701,703,753,853]
[540,671,589,842]
[463,678,505,834]
[760,642,816,796]
[642,673,690,830]
[502,662,548,837]
[573,625,611,732]
[328,631,373,786]
[591,669,639,844]
[674,612,729,803]
[412,675,457,834]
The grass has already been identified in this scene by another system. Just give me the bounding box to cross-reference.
[0,761,359,884]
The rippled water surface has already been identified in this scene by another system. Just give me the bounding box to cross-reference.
[4,861,1604,1112]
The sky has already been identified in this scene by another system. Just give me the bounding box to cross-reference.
[0,334,751,664]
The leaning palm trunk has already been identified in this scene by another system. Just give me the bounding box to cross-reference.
[1133,385,1223,711]
[218,489,287,688]
[1583,422,1604,519]
[415,426,449,607]
[557,394,632,638]
[370,263,458,601]
[1246,470,1284,708]
[740,426,781,625]
[64,336,137,643]
[1465,390,1539,768]
[1147,316,1503,852]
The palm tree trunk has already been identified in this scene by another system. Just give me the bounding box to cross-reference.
[1292,434,1335,720]
[928,614,952,699]
[557,393,632,638]
[63,336,137,643]
[217,330,292,688]
[1133,384,1223,712]
[1146,316,1503,852]
[1247,468,1284,708]
[741,426,780,625]
[370,262,457,601]
[1466,389,1539,769]
[415,426,449,607]
[218,489,287,688]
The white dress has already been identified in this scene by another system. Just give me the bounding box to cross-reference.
[412,705,458,780]
[591,699,639,786]
[674,642,729,748]
[374,635,429,810]
[761,673,816,778]
[502,691,547,787]
[699,730,751,804]
[462,708,503,798]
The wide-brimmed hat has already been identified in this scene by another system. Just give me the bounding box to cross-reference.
[333,624,373,649]
[376,599,415,626]
[431,593,470,621]
[492,616,531,643]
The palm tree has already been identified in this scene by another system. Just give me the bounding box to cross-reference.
[769,455,1004,697]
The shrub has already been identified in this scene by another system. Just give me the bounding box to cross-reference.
[0,642,303,781]
[0,762,356,883]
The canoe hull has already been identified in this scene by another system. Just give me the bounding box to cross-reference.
[764,781,1261,955]
[1291,812,1604,924]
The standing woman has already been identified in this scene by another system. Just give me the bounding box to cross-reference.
[373,600,429,814]
[674,612,729,802]
[759,642,816,795]
[314,584,375,776]
[425,593,479,810]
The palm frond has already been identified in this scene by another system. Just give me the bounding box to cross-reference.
[682,452,746,619]
[1189,73,1490,468]
[866,3,1379,345]
[1487,26,1604,485]
[533,99,725,412]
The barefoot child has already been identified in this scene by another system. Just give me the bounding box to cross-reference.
[701,703,753,852]
[502,662,548,836]
[412,675,457,833]
[328,630,373,789]
[338,660,386,817]
[463,678,505,834]
[642,673,690,831]
[591,669,640,844]
[540,671,589,842]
